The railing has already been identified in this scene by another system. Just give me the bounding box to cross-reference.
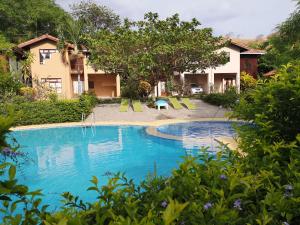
[70,58,84,73]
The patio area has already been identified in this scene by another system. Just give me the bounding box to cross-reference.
[86,99,230,123]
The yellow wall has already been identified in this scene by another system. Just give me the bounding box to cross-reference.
[27,39,121,99]
[29,40,72,98]
[88,74,117,97]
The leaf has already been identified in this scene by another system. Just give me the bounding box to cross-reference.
[162,199,188,225]
[57,218,68,225]
[9,165,16,180]
[90,176,98,186]
[0,195,11,201]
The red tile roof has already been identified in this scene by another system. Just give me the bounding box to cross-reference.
[17,34,73,49]
[263,69,277,77]
[230,40,250,51]
[240,49,265,55]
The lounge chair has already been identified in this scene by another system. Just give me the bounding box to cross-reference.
[119,98,129,112]
[181,98,197,110]
[168,97,183,110]
[132,100,143,112]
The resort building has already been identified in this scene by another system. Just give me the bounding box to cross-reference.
[15,34,263,98]
[16,34,120,99]
[154,42,264,96]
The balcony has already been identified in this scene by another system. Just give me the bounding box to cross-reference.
[70,58,84,74]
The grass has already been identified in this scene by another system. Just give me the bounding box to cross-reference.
[132,100,143,112]
[168,97,183,110]
[181,98,197,110]
[119,98,129,112]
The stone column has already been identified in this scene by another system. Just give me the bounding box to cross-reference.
[83,57,89,92]
[116,74,121,97]
[207,68,214,94]
[236,72,240,94]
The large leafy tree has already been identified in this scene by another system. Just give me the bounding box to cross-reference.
[0,0,70,43]
[86,13,228,87]
[70,0,120,34]
[260,0,300,72]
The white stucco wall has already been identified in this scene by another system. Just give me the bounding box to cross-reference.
[181,44,241,94]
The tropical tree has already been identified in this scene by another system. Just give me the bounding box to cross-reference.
[86,13,228,93]
[70,0,120,33]
[0,0,70,43]
[260,0,300,71]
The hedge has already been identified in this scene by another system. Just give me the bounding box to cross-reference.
[0,94,96,126]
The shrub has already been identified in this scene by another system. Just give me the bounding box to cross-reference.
[201,87,238,108]
[138,80,152,98]
[47,92,58,102]
[0,93,97,126]
[20,87,36,101]
[240,72,257,92]
[98,98,121,104]
[0,72,22,102]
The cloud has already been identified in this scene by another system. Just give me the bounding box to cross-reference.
[57,0,296,38]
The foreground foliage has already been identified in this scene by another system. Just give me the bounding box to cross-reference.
[1,62,300,224]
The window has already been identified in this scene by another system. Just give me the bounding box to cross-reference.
[88,81,95,89]
[41,78,62,93]
[39,49,57,64]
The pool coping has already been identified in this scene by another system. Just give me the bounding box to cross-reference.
[11,117,238,131]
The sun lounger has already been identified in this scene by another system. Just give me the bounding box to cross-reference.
[181,98,197,110]
[168,97,183,110]
[132,100,143,112]
[119,98,129,112]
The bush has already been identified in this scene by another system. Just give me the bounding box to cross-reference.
[0,93,97,126]
[240,72,257,92]
[201,87,239,108]
[98,98,122,104]
[0,72,22,102]
[20,87,36,101]
[138,80,152,98]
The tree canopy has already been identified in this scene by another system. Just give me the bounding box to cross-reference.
[0,0,70,43]
[259,1,300,71]
[86,13,228,86]
[70,0,121,33]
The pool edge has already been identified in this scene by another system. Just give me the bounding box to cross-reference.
[11,118,238,131]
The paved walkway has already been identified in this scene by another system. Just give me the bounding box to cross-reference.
[86,99,230,123]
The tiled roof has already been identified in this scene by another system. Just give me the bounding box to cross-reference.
[17,34,73,49]
[230,40,250,50]
[240,49,265,55]
[263,69,277,77]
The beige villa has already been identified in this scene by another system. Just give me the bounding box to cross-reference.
[16,34,120,99]
[15,34,262,99]
[154,42,263,96]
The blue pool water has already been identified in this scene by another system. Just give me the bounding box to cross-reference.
[8,122,236,209]
[157,121,238,138]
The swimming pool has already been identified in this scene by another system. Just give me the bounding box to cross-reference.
[9,122,236,208]
[157,121,237,138]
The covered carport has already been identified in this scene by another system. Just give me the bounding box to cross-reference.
[184,73,209,93]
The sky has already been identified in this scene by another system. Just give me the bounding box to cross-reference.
[56,0,297,38]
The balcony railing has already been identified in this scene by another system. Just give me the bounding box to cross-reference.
[70,58,84,73]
